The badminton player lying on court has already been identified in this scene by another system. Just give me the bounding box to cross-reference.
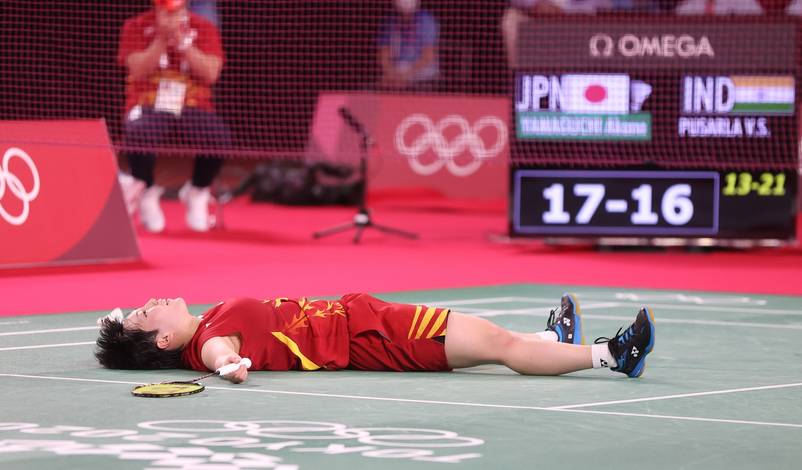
[95,293,655,381]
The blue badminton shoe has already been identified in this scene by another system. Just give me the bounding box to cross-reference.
[596,307,655,378]
[546,293,584,345]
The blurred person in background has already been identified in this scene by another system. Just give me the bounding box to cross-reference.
[750,0,791,14]
[502,0,620,69]
[561,0,614,12]
[675,0,764,14]
[190,0,220,27]
[610,0,679,12]
[502,0,563,69]
[377,0,441,91]
[118,0,231,233]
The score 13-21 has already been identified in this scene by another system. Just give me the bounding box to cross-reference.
[722,172,786,197]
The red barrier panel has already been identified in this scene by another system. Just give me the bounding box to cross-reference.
[307,93,510,200]
[0,120,140,268]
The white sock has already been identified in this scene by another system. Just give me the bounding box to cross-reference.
[591,343,617,369]
[535,331,559,342]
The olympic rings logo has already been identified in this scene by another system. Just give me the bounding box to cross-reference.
[0,147,41,226]
[138,419,485,447]
[0,420,484,467]
[394,114,507,177]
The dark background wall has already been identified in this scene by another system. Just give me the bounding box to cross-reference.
[0,0,509,155]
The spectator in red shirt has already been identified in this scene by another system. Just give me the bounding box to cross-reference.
[118,0,231,233]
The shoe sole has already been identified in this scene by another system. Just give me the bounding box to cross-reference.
[563,293,585,345]
[628,306,656,378]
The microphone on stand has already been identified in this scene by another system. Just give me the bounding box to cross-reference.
[338,107,374,145]
[312,108,418,243]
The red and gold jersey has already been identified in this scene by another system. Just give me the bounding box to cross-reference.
[182,297,350,372]
[117,10,224,113]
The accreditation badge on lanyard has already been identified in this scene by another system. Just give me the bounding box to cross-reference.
[154,80,187,116]
[154,53,187,116]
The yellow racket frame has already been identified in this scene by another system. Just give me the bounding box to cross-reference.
[131,381,205,398]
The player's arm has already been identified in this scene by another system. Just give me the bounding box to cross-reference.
[125,36,168,82]
[378,46,398,81]
[200,336,248,383]
[182,46,222,85]
[407,46,436,77]
[176,21,223,85]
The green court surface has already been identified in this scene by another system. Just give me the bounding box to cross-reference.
[1,284,801,470]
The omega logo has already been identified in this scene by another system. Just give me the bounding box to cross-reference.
[590,34,715,59]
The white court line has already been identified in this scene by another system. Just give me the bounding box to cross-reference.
[0,373,800,430]
[591,301,802,317]
[582,314,802,330]
[454,308,802,330]
[0,326,97,337]
[1,309,799,348]
[0,372,555,411]
[422,296,802,317]
[420,296,530,306]
[0,374,141,385]
[0,341,95,351]
[458,301,621,316]
[548,382,802,410]
[530,298,802,317]
[554,408,802,429]
[1,294,799,338]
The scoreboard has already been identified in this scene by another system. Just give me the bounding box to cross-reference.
[509,18,798,243]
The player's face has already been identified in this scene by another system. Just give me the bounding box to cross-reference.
[156,7,188,34]
[395,0,419,15]
[124,298,188,333]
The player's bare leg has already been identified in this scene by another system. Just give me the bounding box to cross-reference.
[444,312,592,375]
[496,293,584,344]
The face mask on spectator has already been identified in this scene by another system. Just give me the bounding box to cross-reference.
[395,0,420,15]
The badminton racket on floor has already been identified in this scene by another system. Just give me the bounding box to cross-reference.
[131,358,252,398]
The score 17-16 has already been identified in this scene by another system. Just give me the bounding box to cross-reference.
[542,183,694,226]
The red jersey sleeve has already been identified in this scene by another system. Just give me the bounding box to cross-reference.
[118,17,140,67]
[191,14,224,65]
[118,12,154,68]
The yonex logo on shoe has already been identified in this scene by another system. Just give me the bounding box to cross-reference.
[631,346,639,357]
[600,359,608,367]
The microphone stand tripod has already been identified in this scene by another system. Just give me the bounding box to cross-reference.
[313,132,418,244]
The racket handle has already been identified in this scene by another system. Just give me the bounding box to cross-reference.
[216,358,252,376]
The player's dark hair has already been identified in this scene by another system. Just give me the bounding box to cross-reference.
[95,318,185,369]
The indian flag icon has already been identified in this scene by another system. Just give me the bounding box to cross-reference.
[732,76,795,115]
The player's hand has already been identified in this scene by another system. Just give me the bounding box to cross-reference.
[172,26,194,52]
[218,354,249,384]
[156,19,178,43]
[156,12,189,48]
